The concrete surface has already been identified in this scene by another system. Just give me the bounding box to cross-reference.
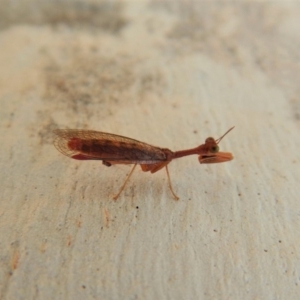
[1,1,300,299]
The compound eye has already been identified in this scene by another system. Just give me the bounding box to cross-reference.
[210,145,219,153]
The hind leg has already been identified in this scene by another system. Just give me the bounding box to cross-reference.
[113,164,137,200]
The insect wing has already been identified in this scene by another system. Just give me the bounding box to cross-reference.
[53,129,168,164]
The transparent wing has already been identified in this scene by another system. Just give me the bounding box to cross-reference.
[53,129,168,163]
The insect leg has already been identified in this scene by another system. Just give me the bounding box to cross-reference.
[113,164,137,200]
[165,165,179,200]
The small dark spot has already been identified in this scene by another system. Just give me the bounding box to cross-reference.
[264,249,268,252]
[238,193,242,197]
[102,161,112,167]
[257,193,261,195]
[279,240,282,243]
[193,130,198,134]
[294,112,300,120]
[82,285,86,289]
[136,206,139,209]
[213,229,217,232]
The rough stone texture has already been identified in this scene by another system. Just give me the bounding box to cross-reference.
[1,1,300,299]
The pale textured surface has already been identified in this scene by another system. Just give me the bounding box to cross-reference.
[1,1,300,299]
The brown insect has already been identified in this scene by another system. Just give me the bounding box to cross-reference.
[53,127,234,200]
